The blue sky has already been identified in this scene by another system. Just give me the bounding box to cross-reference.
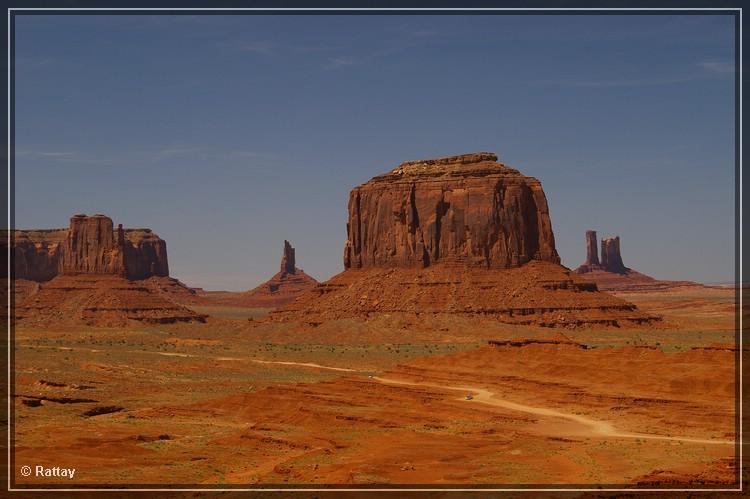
[14,14,736,290]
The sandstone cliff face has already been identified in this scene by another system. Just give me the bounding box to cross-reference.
[343,152,560,270]
[280,240,296,275]
[122,228,169,280]
[61,214,125,276]
[12,230,66,282]
[10,214,169,281]
[584,230,600,267]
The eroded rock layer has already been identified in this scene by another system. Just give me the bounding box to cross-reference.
[343,152,560,270]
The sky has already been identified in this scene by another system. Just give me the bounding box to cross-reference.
[14,14,736,290]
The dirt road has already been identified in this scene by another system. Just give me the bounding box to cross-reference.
[373,376,734,446]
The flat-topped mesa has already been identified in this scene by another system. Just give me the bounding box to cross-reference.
[280,240,296,275]
[344,151,560,270]
[601,236,627,274]
[11,214,169,281]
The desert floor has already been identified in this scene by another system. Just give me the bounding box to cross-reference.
[11,286,741,488]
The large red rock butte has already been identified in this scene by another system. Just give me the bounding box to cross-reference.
[273,152,659,329]
[344,152,559,270]
[9,214,204,326]
[12,214,169,281]
[193,240,318,309]
[574,230,700,292]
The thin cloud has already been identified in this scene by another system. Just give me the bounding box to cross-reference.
[324,56,359,70]
[227,150,277,160]
[149,146,276,163]
[565,76,701,88]
[293,43,346,54]
[15,148,126,167]
[15,56,57,70]
[16,149,76,160]
[238,40,276,56]
[697,61,735,74]
[152,147,203,161]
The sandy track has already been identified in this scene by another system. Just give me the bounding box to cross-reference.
[373,376,734,446]
[17,344,358,372]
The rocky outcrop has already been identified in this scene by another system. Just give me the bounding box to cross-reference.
[273,153,659,329]
[576,231,628,275]
[122,228,169,280]
[584,230,600,267]
[9,214,169,281]
[574,230,701,291]
[600,236,627,274]
[343,152,560,270]
[192,240,318,309]
[280,240,295,275]
[61,214,123,275]
[12,230,66,282]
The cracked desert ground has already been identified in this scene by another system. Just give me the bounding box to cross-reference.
[11,286,740,487]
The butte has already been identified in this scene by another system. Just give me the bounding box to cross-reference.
[7,214,205,327]
[271,152,659,329]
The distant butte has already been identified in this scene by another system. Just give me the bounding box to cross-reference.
[272,152,660,329]
[194,240,318,309]
[7,214,205,327]
[12,214,169,281]
[344,151,559,269]
[573,230,702,292]
[238,240,319,308]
